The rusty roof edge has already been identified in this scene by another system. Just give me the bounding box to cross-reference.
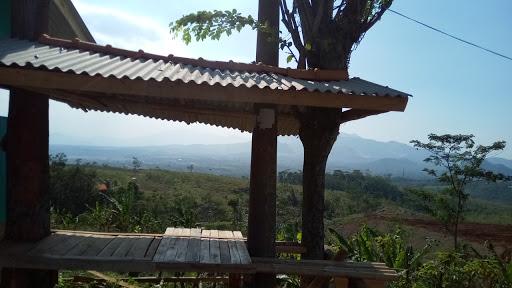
[38,34,349,81]
[350,77,413,98]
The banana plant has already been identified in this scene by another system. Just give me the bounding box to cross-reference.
[329,225,432,272]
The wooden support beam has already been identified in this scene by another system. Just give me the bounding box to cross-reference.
[0,89,56,288]
[0,67,409,112]
[0,1,56,287]
[340,109,387,123]
[228,273,242,288]
[247,1,280,287]
[86,271,140,288]
[247,106,278,287]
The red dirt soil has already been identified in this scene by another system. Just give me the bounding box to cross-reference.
[340,210,512,246]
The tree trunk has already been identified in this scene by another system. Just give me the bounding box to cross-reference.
[299,108,342,260]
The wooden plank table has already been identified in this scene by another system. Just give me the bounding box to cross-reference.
[0,228,251,273]
[0,228,397,287]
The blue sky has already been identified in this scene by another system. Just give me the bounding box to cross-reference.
[0,0,511,158]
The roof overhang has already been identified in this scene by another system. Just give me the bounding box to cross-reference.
[0,37,409,135]
[0,68,407,111]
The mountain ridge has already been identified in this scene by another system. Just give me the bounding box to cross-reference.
[50,133,512,179]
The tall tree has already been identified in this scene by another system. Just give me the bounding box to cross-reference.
[170,0,393,260]
[411,134,507,248]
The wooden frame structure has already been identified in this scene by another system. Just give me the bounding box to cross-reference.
[0,0,409,287]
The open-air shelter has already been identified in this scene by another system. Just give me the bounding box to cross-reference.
[0,1,409,287]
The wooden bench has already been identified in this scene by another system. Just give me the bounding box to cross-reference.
[0,230,396,287]
[251,257,397,288]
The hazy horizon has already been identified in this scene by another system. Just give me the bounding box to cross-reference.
[1,0,511,158]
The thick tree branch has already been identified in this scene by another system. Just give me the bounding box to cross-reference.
[365,0,392,31]
[311,0,325,37]
[294,0,314,43]
[280,0,306,68]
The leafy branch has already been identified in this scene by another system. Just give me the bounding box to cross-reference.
[169,1,395,69]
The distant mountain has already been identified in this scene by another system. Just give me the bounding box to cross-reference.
[487,157,512,169]
[50,133,512,178]
[481,161,512,177]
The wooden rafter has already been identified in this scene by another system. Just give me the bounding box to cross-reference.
[0,67,408,112]
[340,109,387,123]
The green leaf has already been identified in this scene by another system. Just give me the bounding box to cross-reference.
[286,54,294,63]
[329,228,353,255]
[305,42,312,51]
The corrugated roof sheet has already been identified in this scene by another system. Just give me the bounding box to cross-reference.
[0,36,410,135]
[0,36,411,98]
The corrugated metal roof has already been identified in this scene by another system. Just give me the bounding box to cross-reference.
[51,92,301,135]
[0,36,410,135]
[0,37,411,98]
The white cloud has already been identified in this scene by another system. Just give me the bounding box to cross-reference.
[73,0,191,57]
[49,1,252,145]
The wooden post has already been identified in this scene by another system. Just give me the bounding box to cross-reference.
[246,0,279,287]
[0,1,57,287]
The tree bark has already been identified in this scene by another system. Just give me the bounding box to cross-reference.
[299,108,342,261]
[1,1,57,287]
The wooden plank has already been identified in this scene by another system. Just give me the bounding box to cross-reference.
[0,68,409,111]
[201,230,211,238]
[228,240,241,264]
[161,237,181,263]
[334,277,349,288]
[362,279,388,288]
[250,258,397,280]
[190,228,201,238]
[209,230,219,239]
[235,240,251,264]
[181,228,191,237]
[185,238,201,263]
[173,228,183,237]
[28,234,67,255]
[199,239,210,263]
[65,236,103,257]
[87,271,140,288]
[209,239,221,264]
[112,237,137,258]
[306,276,330,288]
[153,237,176,262]
[53,229,162,237]
[173,237,190,262]
[144,237,161,259]
[219,230,234,239]
[219,240,231,264]
[126,237,154,259]
[97,237,125,258]
[71,275,229,284]
[164,227,175,236]
[79,236,115,257]
[46,234,90,256]
[232,231,244,239]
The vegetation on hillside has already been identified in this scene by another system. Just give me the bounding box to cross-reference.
[48,152,511,287]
